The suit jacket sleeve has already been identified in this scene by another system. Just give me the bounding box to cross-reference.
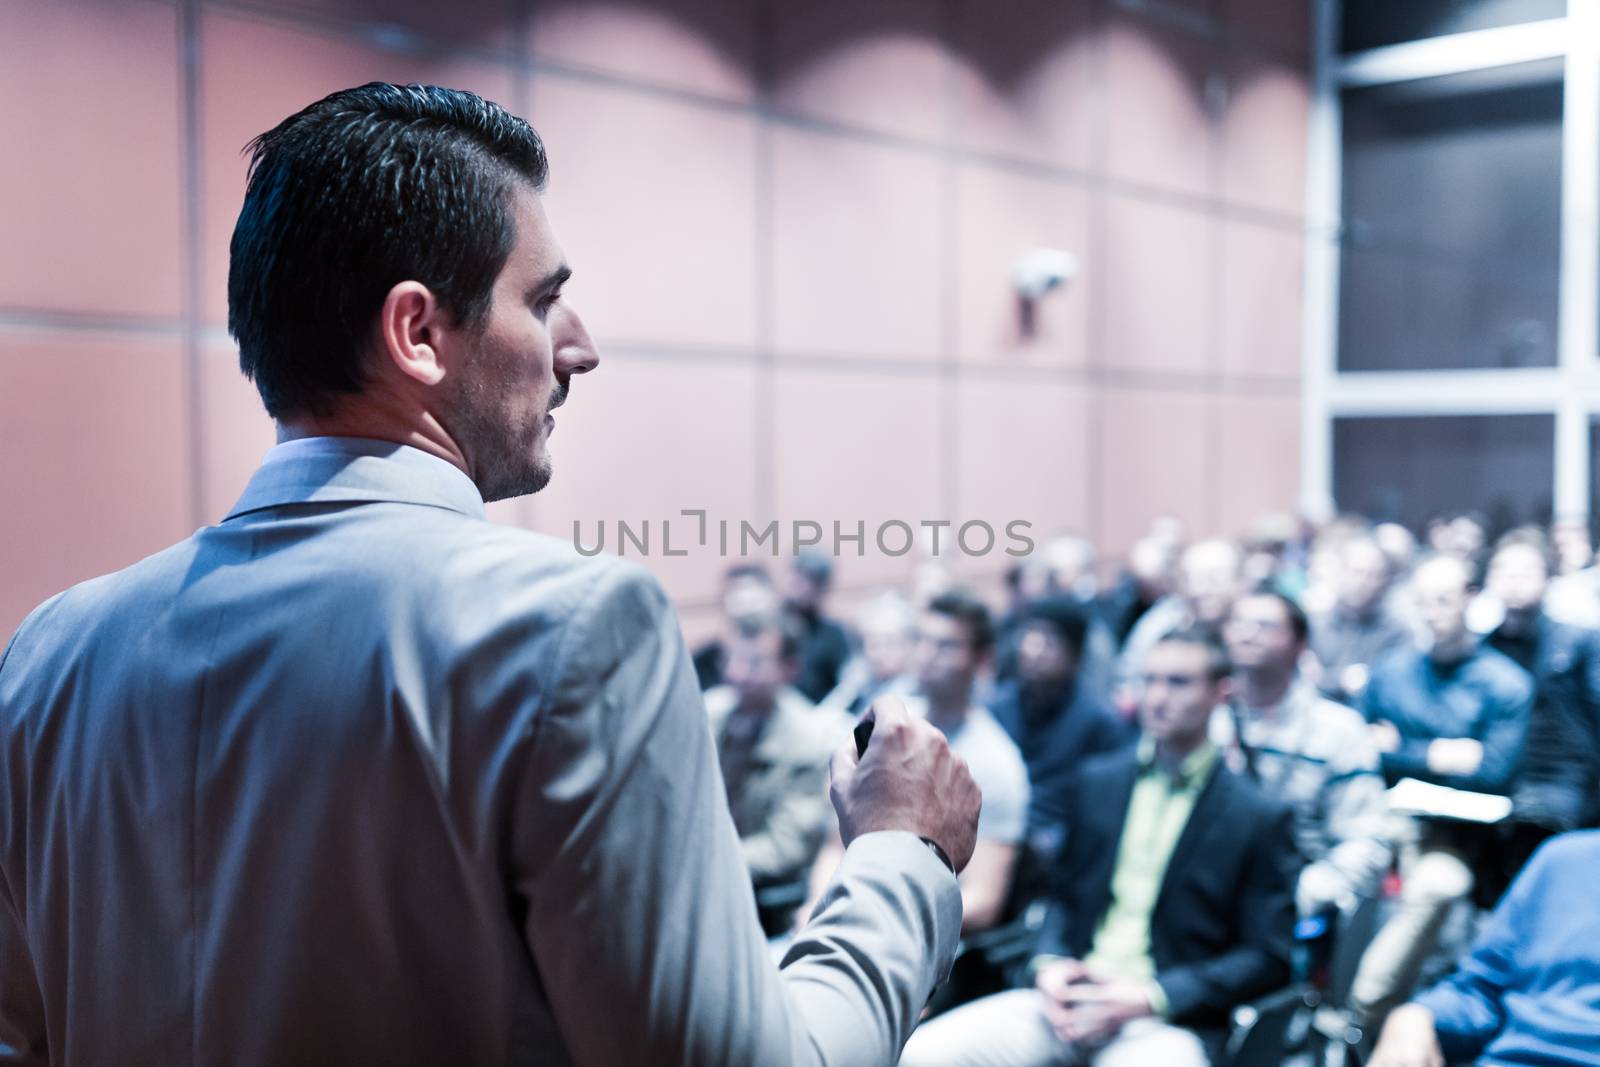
[1155,801,1298,1020]
[511,560,962,1066]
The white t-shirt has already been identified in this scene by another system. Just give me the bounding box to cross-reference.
[905,698,1030,845]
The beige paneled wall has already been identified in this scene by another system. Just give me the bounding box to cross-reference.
[0,0,1310,639]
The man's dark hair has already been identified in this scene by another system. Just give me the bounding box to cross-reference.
[1021,595,1090,658]
[926,590,995,655]
[1234,588,1309,646]
[229,82,549,418]
[1154,624,1232,683]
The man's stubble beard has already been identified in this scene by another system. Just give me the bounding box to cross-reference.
[446,375,554,504]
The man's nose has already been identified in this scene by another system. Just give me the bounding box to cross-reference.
[552,303,600,377]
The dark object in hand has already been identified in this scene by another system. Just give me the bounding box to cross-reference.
[853,718,874,758]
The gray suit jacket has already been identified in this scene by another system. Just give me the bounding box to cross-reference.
[0,437,961,1066]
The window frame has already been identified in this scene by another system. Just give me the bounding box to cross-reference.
[1305,0,1600,524]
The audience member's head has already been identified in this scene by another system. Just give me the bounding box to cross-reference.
[1411,552,1477,660]
[1147,514,1187,551]
[1139,626,1232,752]
[909,558,956,610]
[1224,591,1308,689]
[1127,535,1178,602]
[1335,534,1393,616]
[722,614,801,711]
[1179,539,1244,625]
[1044,535,1098,601]
[857,592,918,685]
[1004,556,1055,614]
[1486,527,1553,619]
[719,564,779,627]
[915,590,994,710]
[784,551,833,615]
[1242,512,1297,589]
[1426,510,1488,564]
[1015,595,1089,696]
[1373,521,1419,576]
[1549,516,1594,575]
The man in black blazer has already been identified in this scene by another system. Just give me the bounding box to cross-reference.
[901,627,1301,1066]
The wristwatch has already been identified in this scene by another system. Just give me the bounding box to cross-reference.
[918,836,955,874]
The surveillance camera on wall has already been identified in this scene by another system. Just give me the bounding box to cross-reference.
[1011,247,1079,300]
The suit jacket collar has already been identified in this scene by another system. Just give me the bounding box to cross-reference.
[1081,748,1231,935]
[224,436,487,522]
[1134,737,1220,789]
[1153,758,1229,920]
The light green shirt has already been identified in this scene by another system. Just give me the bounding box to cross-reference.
[1083,738,1219,1015]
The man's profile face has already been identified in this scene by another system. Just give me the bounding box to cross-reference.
[440,184,597,502]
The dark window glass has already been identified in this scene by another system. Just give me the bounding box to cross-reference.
[1333,414,1553,533]
[1342,0,1565,52]
[1339,61,1562,372]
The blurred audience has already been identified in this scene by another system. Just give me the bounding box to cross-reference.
[1099,534,1179,650]
[1218,591,1392,916]
[1373,521,1420,578]
[805,591,1028,935]
[1361,553,1532,797]
[1549,516,1594,576]
[1370,831,1600,1067]
[704,615,837,894]
[1481,529,1600,839]
[1309,533,1413,705]
[1114,539,1243,703]
[899,628,1299,1067]
[995,535,1118,702]
[782,551,854,704]
[1044,536,1101,603]
[693,563,781,690]
[689,503,1600,1057]
[1350,553,1534,1023]
[1241,512,1308,601]
[1426,510,1490,580]
[1548,523,1600,630]
[988,595,1136,858]
[819,591,918,717]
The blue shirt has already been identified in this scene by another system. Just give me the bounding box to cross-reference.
[1417,830,1600,1066]
[1361,644,1533,795]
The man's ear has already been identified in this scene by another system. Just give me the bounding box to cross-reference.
[376,280,448,387]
